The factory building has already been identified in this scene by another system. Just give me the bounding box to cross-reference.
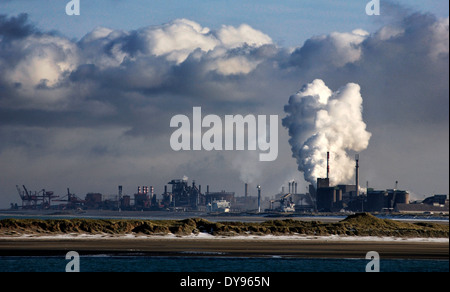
[121,195,131,209]
[161,179,205,209]
[205,191,235,206]
[233,183,271,212]
[316,186,342,212]
[395,194,449,214]
[207,200,231,213]
[268,181,314,213]
[315,152,343,212]
[13,149,446,215]
[85,193,102,209]
[118,179,236,212]
[337,185,357,199]
[131,186,158,210]
[366,189,410,212]
[313,153,366,212]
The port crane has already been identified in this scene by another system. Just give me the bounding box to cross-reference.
[16,185,59,209]
[53,188,85,210]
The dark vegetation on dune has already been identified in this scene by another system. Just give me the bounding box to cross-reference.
[0,213,448,238]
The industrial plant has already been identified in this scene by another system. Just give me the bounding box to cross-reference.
[10,152,449,215]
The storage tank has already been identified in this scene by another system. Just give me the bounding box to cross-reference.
[395,191,410,205]
[367,190,387,212]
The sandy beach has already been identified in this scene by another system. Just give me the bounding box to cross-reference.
[0,235,448,259]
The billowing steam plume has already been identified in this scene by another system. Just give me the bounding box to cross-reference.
[282,79,372,187]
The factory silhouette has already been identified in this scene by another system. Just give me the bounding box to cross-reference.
[12,152,449,215]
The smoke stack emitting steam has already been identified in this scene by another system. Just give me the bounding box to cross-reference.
[283,79,372,188]
[327,151,330,179]
[355,154,360,196]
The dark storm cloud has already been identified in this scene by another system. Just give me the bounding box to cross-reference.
[0,13,37,40]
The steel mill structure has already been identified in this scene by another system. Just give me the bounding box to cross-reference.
[12,153,448,214]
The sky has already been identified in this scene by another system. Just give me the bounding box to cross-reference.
[2,0,449,46]
[0,0,448,208]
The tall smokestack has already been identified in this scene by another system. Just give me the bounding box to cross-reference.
[118,185,123,211]
[288,182,291,193]
[295,182,298,195]
[245,183,248,197]
[327,152,330,179]
[257,185,261,213]
[355,154,359,197]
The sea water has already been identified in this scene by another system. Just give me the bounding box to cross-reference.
[0,255,448,272]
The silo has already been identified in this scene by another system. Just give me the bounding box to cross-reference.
[367,191,387,212]
[317,187,335,212]
[395,191,410,205]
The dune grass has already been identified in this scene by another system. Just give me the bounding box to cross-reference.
[0,213,448,238]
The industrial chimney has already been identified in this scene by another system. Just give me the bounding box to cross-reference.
[118,185,123,212]
[355,154,359,197]
[327,152,330,179]
[245,183,248,198]
[257,185,261,213]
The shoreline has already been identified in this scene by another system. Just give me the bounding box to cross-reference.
[1,209,448,224]
[0,236,448,259]
[1,232,449,242]
[1,213,448,259]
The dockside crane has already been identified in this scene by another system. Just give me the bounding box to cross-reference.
[15,184,60,209]
[38,189,59,209]
[53,188,85,210]
[22,185,37,209]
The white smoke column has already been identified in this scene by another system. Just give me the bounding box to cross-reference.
[283,79,372,187]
